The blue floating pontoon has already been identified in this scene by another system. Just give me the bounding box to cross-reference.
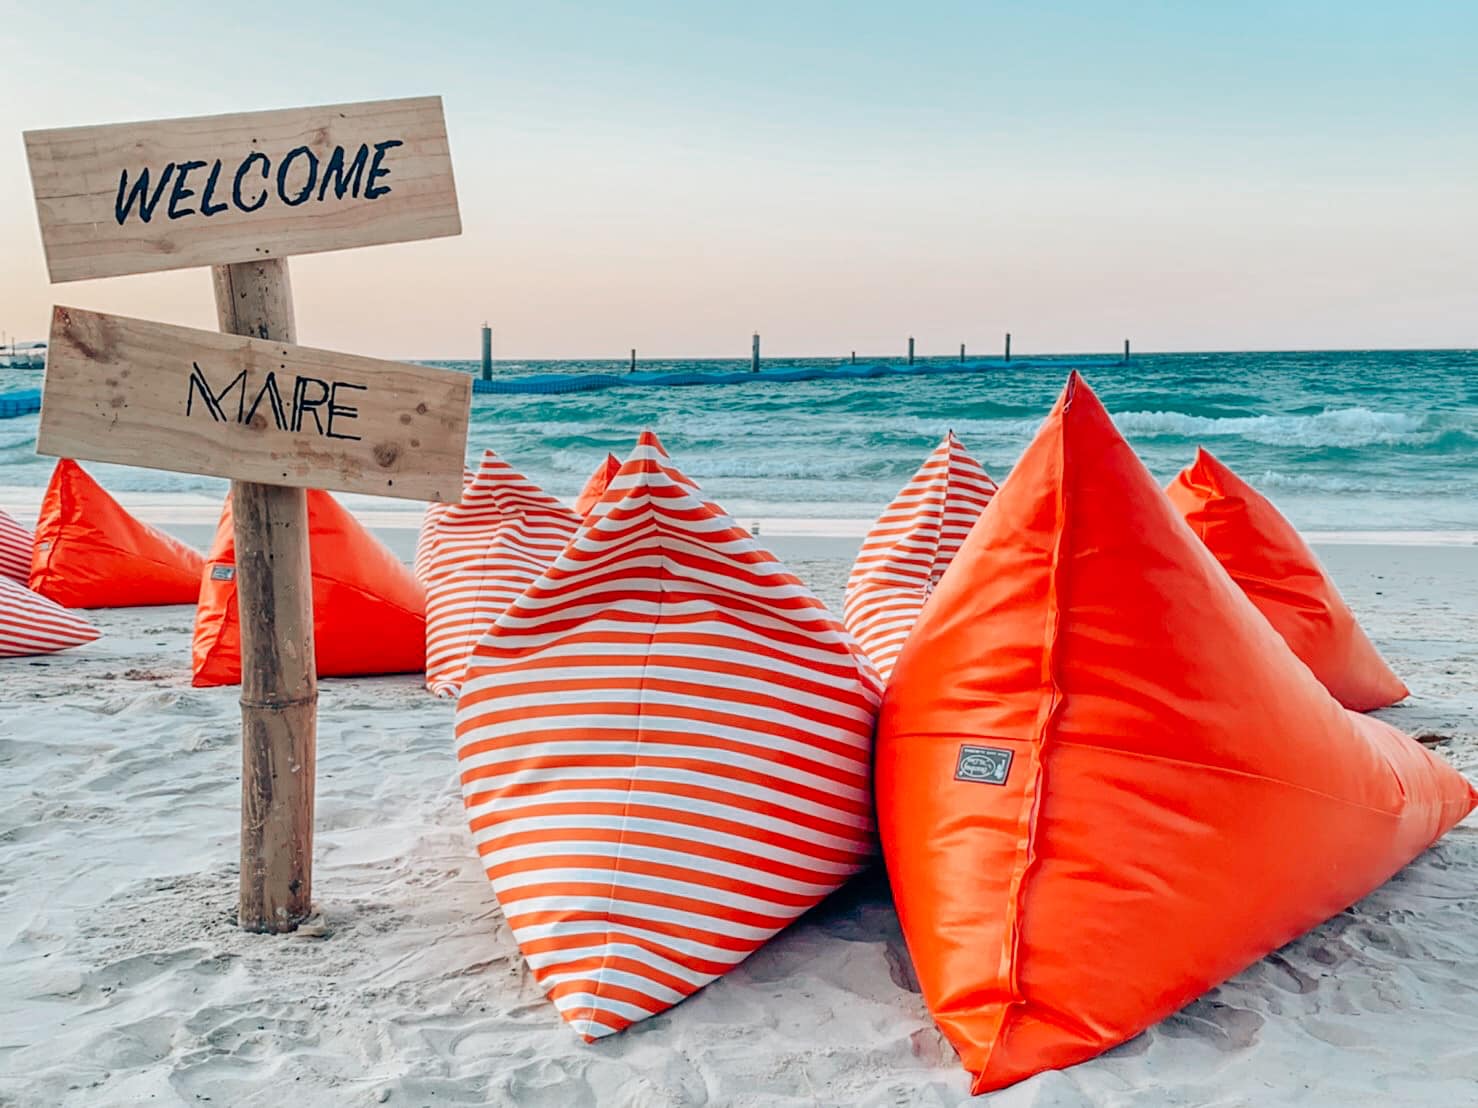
[0,389,41,419]
[472,357,1120,396]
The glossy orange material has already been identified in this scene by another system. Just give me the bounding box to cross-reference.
[1167,447,1408,711]
[877,374,1477,1094]
[192,489,426,686]
[30,459,203,608]
[574,453,621,518]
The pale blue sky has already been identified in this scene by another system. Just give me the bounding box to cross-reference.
[3,1,1475,357]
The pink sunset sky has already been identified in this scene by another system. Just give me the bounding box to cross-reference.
[2,1,1475,361]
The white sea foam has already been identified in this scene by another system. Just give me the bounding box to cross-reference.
[1109,408,1441,449]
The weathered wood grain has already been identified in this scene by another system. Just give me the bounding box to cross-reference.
[215,258,318,935]
[25,96,460,282]
[38,304,469,502]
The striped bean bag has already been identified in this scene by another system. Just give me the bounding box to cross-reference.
[0,574,100,657]
[574,453,621,518]
[455,431,881,1040]
[419,452,582,698]
[414,486,463,587]
[0,509,32,582]
[843,432,997,680]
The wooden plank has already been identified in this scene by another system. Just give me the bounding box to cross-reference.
[25,96,460,282]
[38,304,470,502]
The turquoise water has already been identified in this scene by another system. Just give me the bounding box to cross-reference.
[3,350,1475,531]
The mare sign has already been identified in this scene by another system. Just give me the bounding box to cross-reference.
[39,305,468,503]
[23,93,467,934]
[24,96,460,282]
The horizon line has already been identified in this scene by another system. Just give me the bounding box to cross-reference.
[417,345,1478,362]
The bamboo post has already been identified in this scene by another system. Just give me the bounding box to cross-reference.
[211,258,317,934]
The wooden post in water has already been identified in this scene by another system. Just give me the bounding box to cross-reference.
[960,343,966,363]
[630,348,637,373]
[1005,332,1012,362]
[211,259,317,934]
[480,323,492,380]
[751,333,760,373]
[851,351,856,364]
[1124,339,1131,362]
[908,337,915,365]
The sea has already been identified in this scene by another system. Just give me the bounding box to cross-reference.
[2,349,1475,535]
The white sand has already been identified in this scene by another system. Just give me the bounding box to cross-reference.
[1,539,1474,1107]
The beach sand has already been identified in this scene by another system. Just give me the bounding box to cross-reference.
[1,536,1474,1107]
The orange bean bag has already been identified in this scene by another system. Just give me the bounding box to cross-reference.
[417,451,582,697]
[455,431,880,1040]
[1167,447,1408,711]
[192,489,426,686]
[30,459,203,608]
[0,508,33,582]
[574,453,621,518]
[877,373,1476,1094]
[0,574,100,657]
[844,432,996,680]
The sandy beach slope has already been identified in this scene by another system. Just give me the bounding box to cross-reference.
[1,538,1474,1106]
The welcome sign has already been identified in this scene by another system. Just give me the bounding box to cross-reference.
[23,95,468,932]
[24,96,460,282]
[39,305,469,502]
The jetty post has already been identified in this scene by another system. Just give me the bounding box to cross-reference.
[960,343,965,363]
[1005,332,1012,362]
[630,348,637,373]
[1124,339,1131,362]
[481,323,492,381]
[751,332,760,373]
[908,337,915,365]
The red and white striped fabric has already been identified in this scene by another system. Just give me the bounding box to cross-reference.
[0,574,99,657]
[414,495,460,586]
[418,452,581,697]
[843,432,997,681]
[455,430,880,1040]
[574,453,621,519]
[0,509,32,583]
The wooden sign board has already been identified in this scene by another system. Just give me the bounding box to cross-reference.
[39,305,470,503]
[25,96,460,283]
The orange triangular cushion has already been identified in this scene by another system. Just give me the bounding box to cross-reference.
[1167,447,1408,711]
[877,373,1477,1094]
[455,430,880,1041]
[30,460,203,607]
[417,451,582,697]
[844,432,996,680]
[192,490,426,686]
[0,574,100,656]
[573,453,621,518]
[0,508,33,582]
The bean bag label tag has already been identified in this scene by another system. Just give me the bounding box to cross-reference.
[955,745,1013,785]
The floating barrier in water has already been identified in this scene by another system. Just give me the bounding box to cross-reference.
[0,389,41,419]
[471,357,1122,396]
[2,358,1127,413]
